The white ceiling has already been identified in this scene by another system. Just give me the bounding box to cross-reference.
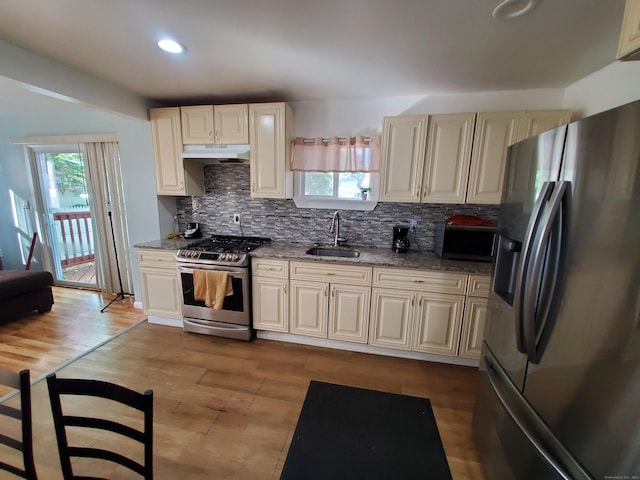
[0,0,627,111]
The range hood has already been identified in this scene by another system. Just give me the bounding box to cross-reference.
[181,144,250,162]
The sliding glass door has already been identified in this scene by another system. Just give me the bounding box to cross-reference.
[33,145,97,287]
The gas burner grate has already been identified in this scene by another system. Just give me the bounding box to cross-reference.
[189,235,270,254]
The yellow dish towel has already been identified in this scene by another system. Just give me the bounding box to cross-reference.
[193,269,234,310]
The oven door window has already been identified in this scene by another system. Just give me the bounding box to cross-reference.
[180,272,244,312]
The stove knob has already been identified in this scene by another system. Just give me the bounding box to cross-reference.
[190,251,197,258]
[220,253,228,261]
[232,254,239,261]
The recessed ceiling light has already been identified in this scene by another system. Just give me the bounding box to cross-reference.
[157,38,186,54]
[492,0,539,19]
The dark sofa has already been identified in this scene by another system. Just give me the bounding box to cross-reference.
[0,270,54,324]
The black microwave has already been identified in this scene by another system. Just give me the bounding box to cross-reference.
[434,224,497,262]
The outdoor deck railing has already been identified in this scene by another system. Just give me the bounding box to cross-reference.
[53,211,95,267]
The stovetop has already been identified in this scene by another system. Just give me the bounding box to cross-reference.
[188,235,271,253]
[176,235,271,267]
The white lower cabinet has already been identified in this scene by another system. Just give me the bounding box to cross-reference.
[253,276,289,332]
[370,267,467,357]
[289,262,372,342]
[252,258,289,332]
[137,249,182,319]
[413,293,465,355]
[459,274,490,359]
[252,259,490,363]
[290,280,328,337]
[369,288,414,350]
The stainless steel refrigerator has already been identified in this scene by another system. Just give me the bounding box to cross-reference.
[473,99,640,480]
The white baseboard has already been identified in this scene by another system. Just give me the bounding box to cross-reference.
[255,331,479,367]
[133,301,143,309]
[147,316,182,327]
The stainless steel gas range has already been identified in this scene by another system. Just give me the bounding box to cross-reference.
[175,235,270,340]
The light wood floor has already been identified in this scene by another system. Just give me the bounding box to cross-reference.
[0,286,144,396]
[1,288,487,479]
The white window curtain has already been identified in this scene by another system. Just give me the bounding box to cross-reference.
[292,135,380,172]
[83,142,133,295]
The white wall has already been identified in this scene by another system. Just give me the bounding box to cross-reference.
[0,111,162,301]
[563,61,640,115]
[0,39,149,120]
[290,88,566,136]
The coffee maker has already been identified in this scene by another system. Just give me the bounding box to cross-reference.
[392,224,410,253]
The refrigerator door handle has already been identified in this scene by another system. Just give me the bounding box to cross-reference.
[514,181,555,354]
[523,181,570,363]
[483,350,592,480]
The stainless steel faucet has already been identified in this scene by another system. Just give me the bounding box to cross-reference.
[330,210,341,247]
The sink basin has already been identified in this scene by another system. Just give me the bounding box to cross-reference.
[305,247,361,258]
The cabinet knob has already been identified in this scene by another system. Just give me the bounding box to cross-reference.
[331,288,335,297]
[324,287,328,297]
[283,283,288,294]
[411,294,415,306]
[215,131,219,141]
[413,279,424,283]
[423,187,427,197]
[326,272,336,276]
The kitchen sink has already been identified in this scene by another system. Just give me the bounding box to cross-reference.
[305,247,361,258]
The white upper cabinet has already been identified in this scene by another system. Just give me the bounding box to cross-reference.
[518,110,572,142]
[618,0,640,60]
[150,107,203,196]
[422,113,476,203]
[379,115,428,202]
[466,111,521,204]
[379,109,569,205]
[249,102,294,199]
[181,104,249,145]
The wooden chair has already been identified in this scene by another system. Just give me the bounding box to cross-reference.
[0,368,37,480]
[46,374,153,480]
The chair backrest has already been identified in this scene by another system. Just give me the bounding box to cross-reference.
[46,373,153,480]
[0,368,37,480]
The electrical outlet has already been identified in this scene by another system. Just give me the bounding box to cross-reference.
[233,213,241,224]
[410,219,418,228]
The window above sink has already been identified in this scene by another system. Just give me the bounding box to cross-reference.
[293,172,378,211]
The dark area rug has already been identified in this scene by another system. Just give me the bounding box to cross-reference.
[281,380,452,480]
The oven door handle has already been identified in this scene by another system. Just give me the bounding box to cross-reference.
[177,264,247,276]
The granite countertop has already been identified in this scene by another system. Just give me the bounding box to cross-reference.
[134,238,493,275]
[134,237,200,250]
[251,241,493,275]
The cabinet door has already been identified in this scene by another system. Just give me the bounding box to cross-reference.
[518,110,571,142]
[459,297,488,359]
[328,284,370,343]
[618,0,640,60]
[289,280,328,338]
[422,113,476,203]
[413,293,464,356]
[214,104,249,144]
[252,276,288,332]
[181,105,214,144]
[467,111,520,204]
[139,266,182,319]
[379,116,428,202]
[150,107,188,195]
[249,103,293,199]
[369,288,414,350]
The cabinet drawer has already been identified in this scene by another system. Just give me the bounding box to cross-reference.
[137,249,177,268]
[467,274,491,297]
[372,267,466,294]
[252,258,289,278]
[290,261,372,286]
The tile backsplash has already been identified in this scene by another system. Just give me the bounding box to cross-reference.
[176,165,499,251]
